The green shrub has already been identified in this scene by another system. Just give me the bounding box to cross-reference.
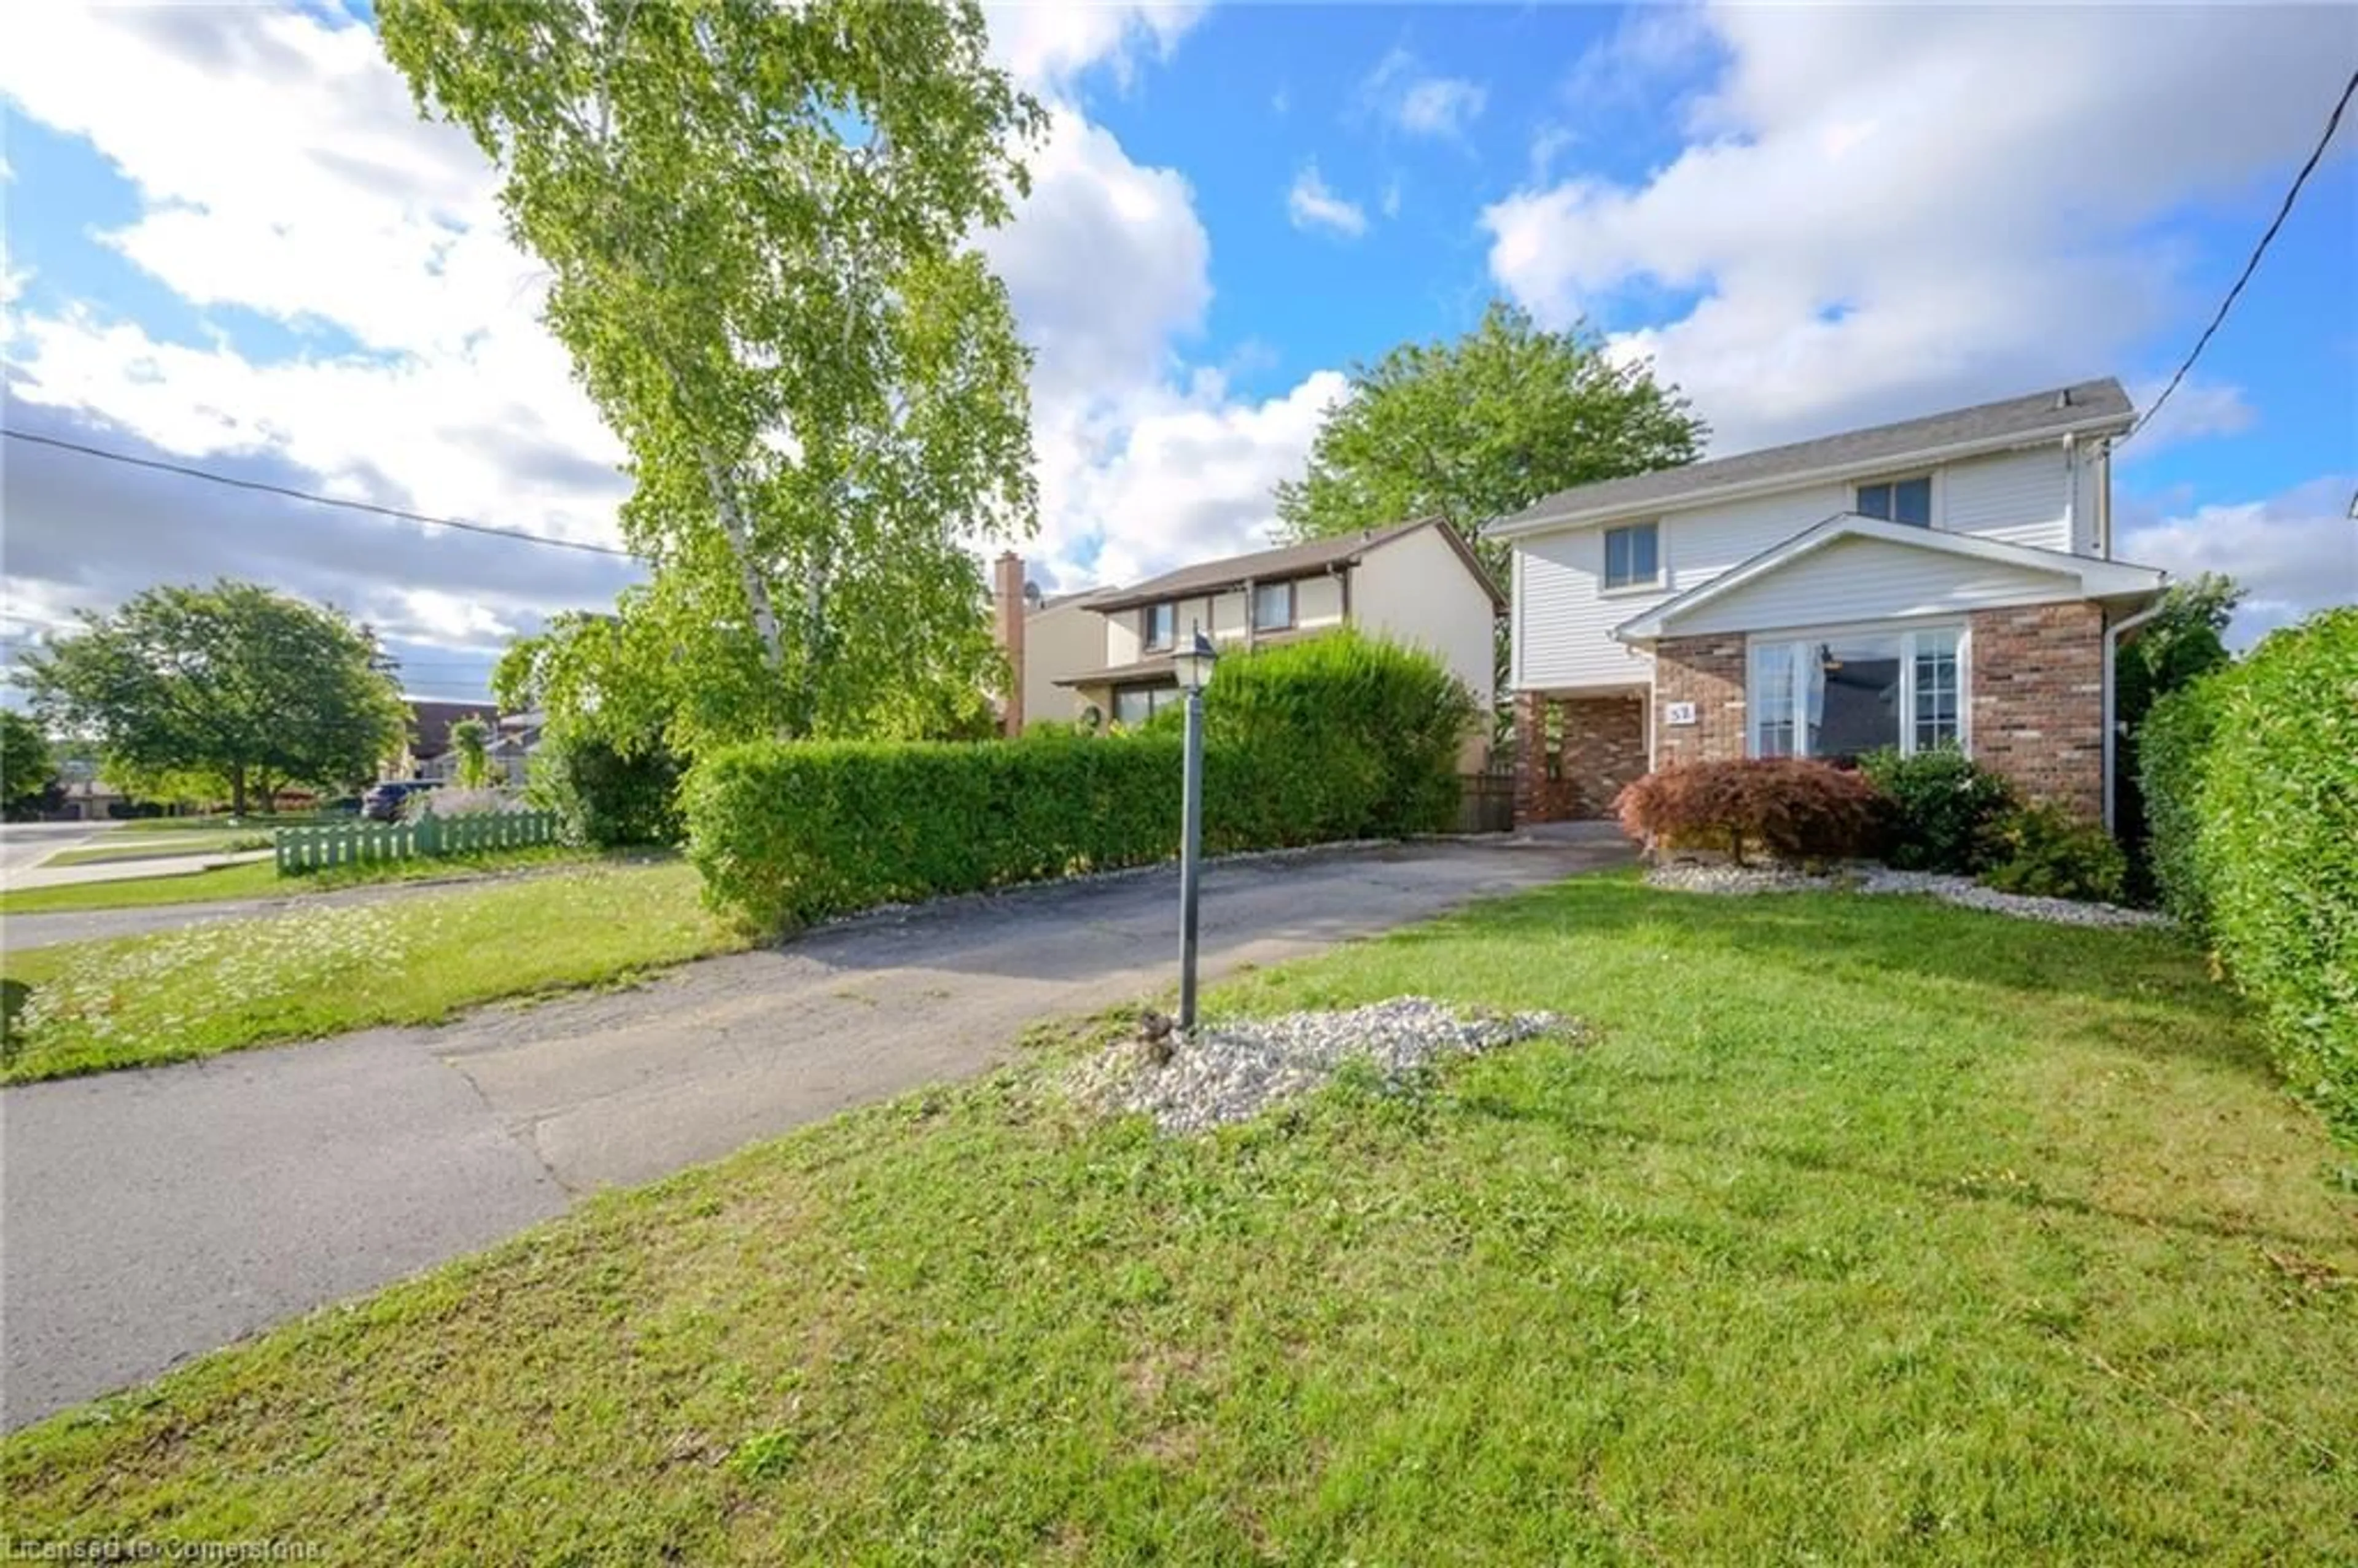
[1977,803,2128,904]
[529,730,685,848]
[686,632,1479,933]
[2186,610,2357,1133]
[1196,631,1477,848]
[1613,759,1883,866]
[1858,746,2017,873]
[2137,674,2226,931]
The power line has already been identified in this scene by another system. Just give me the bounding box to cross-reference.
[2128,65,2358,443]
[2,428,640,560]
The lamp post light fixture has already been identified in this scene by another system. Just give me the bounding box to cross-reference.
[1173,626,1218,1032]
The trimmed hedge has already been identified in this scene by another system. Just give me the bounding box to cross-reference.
[1613,759,1883,866]
[2141,608,2357,1134]
[2136,673,2225,931]
[688,632,1478,932]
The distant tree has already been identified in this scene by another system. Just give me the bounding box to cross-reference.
[1,710,55,815]
[1276,301,1708,570]
[449,715,497,789]
[21,581,408,815]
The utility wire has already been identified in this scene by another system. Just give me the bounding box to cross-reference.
[2127,65,2358,443]
[2,429,640,559]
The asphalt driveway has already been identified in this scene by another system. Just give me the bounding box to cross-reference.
[0,831,1628,1430]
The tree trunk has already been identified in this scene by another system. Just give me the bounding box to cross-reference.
[693,447,787,679]
[229,765,248,817]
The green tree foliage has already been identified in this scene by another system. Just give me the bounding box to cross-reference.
[379,0,1043,747]
[1275,301,1707,568]
[2119,572,2243,730]
[448,716,496,790]
[1,710,56,815]
[21,581,407,815]
[2138,608,2357,1135]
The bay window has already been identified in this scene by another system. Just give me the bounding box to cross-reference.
[1748,626,1964,761]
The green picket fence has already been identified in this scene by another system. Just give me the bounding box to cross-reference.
[274,810,561,874]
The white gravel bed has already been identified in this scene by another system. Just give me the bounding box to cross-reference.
[1080,996,1571,1135]
[1645,860,2172,929]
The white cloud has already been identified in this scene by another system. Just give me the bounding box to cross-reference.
[2120,376,2259,460]
[1360,47,1487,141]
[2117,474,2358,647]
[1380,179,1403,220]
[0,0,1333,653]
[1482,4,2358,454]
[1397,77,1487,139]
[986,2,1202,91]
[1287,165,1368,238]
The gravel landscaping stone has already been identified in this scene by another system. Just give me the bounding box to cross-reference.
[1081,996,1572,1134]
[1645,860,2172,929]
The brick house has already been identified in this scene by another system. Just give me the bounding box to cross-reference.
[1496,379,2169,828]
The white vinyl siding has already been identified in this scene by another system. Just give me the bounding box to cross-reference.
[1517,481,1849,689]
[1353,524,1500,715]
[1943,446,2069,549]
[1513,444,2099,690]
[1673,536,2078,637]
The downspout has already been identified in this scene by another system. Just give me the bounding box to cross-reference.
[2061,433,2077,552]
[2101,595,2169,834]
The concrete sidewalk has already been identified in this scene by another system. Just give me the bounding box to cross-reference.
[1,831,1630,1429]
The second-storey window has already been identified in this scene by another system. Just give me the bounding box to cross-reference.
[1603,522,1660,590]
[1142,602,1176,650]
[1251,580,1296,631]
[1856,476,1932,527]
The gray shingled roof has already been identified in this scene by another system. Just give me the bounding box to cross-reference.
[1495,378,2134,533]
[1080,518,1428,613]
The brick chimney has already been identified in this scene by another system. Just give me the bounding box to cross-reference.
[994,550,1025,736]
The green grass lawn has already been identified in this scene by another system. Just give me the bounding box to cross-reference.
[0,860,741,1082]
[4,876,2350,1562]
[41,833,272,866]
[0,843,597,916]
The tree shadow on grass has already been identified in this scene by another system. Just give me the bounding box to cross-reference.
[1380,876,2273,1085]
[1452,1091,2348,1256]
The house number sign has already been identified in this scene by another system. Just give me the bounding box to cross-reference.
[1665,702,1698,726]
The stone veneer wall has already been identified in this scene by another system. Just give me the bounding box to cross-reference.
[1967,602,2106,820]
[1512,692,1648,823]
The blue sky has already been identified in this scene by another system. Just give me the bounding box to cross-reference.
[4,2,2353,703]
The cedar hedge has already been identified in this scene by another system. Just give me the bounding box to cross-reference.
[2140,608,2357,1135]
[687,632,1477,933]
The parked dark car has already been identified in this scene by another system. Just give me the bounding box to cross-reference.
[361,780,438,822]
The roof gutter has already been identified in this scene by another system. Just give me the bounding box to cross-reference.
[1491,412,2136,540]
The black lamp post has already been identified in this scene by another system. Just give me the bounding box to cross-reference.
[1172,626,1218,1031]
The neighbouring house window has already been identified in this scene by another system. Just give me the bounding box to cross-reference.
[1749,626,1964,761]
[1252,580,1296,631]
[1603,522,1660,589]
[1142,602,1176,650]
[1113,685,1175,728]
[1856,476,1933,527]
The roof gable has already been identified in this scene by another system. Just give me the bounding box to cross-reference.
[1083,518,1503,612]
[1496,378,2133,537]
[1613,515,2166,642]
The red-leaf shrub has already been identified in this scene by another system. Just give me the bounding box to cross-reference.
[1613,759,1883,866]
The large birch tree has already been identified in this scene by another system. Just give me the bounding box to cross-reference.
[379,0,1045,746]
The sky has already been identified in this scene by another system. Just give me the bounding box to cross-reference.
[3,2,2354,705]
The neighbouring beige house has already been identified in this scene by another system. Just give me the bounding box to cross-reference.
[997,519,1504,750]
[1499,378,2170,828]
